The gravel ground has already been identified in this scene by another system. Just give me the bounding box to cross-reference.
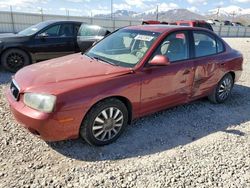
[0,38,250,188]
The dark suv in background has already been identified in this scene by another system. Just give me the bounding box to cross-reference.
[0,20,82,72]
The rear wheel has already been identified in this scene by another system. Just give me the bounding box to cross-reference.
[80,98,128,146]
[208,74,234,103]
[1,49,30,73]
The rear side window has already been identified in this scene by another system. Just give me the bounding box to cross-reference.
[193,31,224,58]
[59,24,73,37]
[193,32,217,57]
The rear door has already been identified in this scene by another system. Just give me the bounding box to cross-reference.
[191,30,225,98]
[32,23,75,61]
[140,31,195,115]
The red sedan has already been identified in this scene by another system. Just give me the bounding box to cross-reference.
[6,25,243,146]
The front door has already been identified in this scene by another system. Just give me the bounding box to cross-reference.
[140,31,195,115]
[32,23,75,61]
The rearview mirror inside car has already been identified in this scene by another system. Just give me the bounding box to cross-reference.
[148,55,170,66]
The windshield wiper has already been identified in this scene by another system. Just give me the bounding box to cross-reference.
[92,56,118,66]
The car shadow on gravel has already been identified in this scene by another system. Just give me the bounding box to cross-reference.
[0,69,13,85]
[48,84,249,161]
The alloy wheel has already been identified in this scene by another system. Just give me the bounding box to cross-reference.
[6,53,25,70]
[218,77,233,101]
[92,107,124,142]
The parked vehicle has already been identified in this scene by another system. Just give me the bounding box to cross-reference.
[173,20,214,31]
[142,20,161,25]
[207,19,221,26]
[224,20,233,26]
[232,22,244,27]
[142,20,168,25]
[6,25,243,146]
[0,20,82,72]
[77,24,110,52]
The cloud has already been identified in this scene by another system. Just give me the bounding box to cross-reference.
[65,0,90,2]
[187,0,207,5]
[232,0,250,2]
[158,3,179,12]
[125,0,156,8]
[0,0,48,7]
[209,5,250,15]
[187,6,200,13]
[113,3,132,10]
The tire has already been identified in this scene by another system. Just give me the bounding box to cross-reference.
[208,73,234,104]
[80,98,128,146]
[1,49,30,73]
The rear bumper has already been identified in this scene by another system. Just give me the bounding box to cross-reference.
[5,89,83,142]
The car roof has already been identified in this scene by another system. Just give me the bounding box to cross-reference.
[124,24,205,33]
[40,20,83,25]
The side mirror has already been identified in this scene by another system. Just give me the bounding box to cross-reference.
[148,55,170,66]
[37,32,49,38]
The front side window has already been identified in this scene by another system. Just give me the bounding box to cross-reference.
[41,25,61,37]
[152,31,189,62]
[194,31,217,57]
[86,29,160,67]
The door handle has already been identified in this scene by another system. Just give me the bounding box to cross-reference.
[183,69,190,75]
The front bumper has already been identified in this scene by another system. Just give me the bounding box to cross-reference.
[5,89,82,142]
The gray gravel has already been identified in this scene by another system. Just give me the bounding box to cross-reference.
[0,38,250,188]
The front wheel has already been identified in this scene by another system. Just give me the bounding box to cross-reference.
[80,98,128,146]
[1,49,30,73]
[208,74,234,103]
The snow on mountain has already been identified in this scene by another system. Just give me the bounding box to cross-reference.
[209,5,250,17]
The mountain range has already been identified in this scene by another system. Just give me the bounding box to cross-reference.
[94,8,250,25]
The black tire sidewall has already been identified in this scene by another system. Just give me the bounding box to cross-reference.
[215,74,234,103]
[80,99,128,146]
[1,49,30,73]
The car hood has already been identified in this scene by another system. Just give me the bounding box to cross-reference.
[14,53,133,93]
[0,33,29,42]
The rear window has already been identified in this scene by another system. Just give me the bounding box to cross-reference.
[179,23,190,26]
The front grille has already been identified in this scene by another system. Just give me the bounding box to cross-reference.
[10,80,20,101]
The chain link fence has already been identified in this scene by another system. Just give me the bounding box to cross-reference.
[0,11,250,37]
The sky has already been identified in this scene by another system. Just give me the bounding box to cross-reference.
[0,0,249,16]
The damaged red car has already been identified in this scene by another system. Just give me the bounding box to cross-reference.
[6,25,243,146]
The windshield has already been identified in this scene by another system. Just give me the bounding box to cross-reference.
[86,29,160,67]
[18,22,49,36]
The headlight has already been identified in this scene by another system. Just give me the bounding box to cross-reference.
[24,93,56,113]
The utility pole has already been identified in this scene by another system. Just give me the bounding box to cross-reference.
[216,6,221,20]
[66,9,70,20]
[39,8,44,21]
[156,5,159,21]
[231,11,236,22]
[10,6,15,33]
[111,0,113,20]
